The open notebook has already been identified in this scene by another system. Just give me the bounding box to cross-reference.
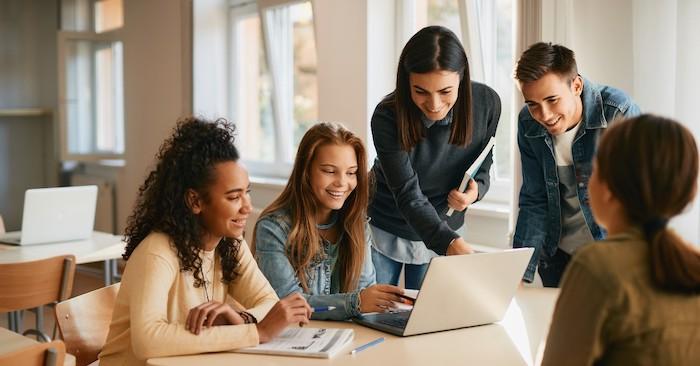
[236,327,354,358]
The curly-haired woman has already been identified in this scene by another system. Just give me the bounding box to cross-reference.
[99,117,311,366]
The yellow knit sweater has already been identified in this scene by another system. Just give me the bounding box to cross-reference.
[99,232,278,366]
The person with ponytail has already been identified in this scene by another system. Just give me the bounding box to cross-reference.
[542,114,700,365]
[254,122,405,321]
[100,118,312,366]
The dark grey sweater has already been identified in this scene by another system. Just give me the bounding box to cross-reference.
[368,81,501,255]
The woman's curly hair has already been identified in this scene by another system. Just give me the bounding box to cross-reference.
[123,117,242,287]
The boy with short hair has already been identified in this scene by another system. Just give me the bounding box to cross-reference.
[513,42,640,287]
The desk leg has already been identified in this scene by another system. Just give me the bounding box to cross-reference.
[104,259,113,286]
[36,305,44,335]
[8,312,16,332]
[13,311,23,332]
[111,258,119,282]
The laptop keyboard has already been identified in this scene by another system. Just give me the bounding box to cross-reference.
[375,312,410,328]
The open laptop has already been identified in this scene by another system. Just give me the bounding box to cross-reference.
[0,185,98,245]
[354,247,534,336]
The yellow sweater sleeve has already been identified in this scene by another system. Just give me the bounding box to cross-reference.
[126,238,265,360]
[228,241,279,321]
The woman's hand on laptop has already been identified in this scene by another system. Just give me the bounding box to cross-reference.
[359,284,405,313]
[446,237,475,256]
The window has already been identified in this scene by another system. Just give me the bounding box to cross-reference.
[195,0,318,177]
[414,0,462,41]
[58,0,125,161]
[405,0,515,204]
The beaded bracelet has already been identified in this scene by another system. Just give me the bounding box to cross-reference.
[238,311,258,324]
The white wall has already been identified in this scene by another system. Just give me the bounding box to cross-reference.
[0,0,58,230]
[568,0,700,244]
[117,0,193,232]
[670,0,700,245]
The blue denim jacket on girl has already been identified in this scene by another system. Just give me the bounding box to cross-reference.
[254,208,376,320]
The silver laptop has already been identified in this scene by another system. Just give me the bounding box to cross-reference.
[0,186,98,245]
[354,248,534,336]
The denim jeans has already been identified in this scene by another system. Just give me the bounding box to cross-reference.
[537,248,572,288]
[371,247,429,290]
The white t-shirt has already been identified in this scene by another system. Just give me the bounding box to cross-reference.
[552,120,593,254]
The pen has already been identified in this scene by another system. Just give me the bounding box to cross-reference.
[313,306,336,312]
[350,337,384,355]
[300,306,337,327]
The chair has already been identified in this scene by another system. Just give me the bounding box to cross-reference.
[0,255,76,340]
[55,283,120,366]
[0,214,5,233]
[0,339,66,366]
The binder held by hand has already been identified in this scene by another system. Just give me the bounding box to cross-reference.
[446,137,496,217]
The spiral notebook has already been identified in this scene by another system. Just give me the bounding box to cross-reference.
[236,327,354,359]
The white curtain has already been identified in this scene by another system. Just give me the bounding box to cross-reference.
[458,0,495,84]
[507,0,548,245]
[259,3,294,162]
[629,0,700,243]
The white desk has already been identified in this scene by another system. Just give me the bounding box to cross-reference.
[1,231,125,332]
[0,231,125,285]
[147,288,559,366]
[0,327,76,366]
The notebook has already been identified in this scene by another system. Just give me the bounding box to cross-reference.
[0,186,98,245]
[354,248,534,336]
[236,327,354,358]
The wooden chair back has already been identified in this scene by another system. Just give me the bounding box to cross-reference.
[0,339,66,366]
[55,283,120,366]
[0,255,76,313]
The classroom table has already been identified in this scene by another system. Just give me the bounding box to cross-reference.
[0,231,125,332]
[147,288,560,366]
[0,231,125,285]
[0,327,76,366]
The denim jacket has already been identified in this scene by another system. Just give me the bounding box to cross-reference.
[513,78,641,282]
[254,208,376,320]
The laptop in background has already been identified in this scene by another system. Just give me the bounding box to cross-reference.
[354,248,534,336]
[0,185,98,245]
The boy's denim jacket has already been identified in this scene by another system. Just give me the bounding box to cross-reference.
[513,77,641,282]
[254,208,376,320]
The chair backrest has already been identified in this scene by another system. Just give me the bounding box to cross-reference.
[0,340,66,366]
[55,283,121,366]
[0,214,5,233]
[0,255,76,313]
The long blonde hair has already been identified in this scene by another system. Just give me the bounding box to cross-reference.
[254,122,370,292]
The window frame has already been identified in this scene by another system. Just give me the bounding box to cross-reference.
[227,0,317,179]
[57,28,125,162]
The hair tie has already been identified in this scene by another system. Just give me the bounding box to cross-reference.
[642,217,669,236]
